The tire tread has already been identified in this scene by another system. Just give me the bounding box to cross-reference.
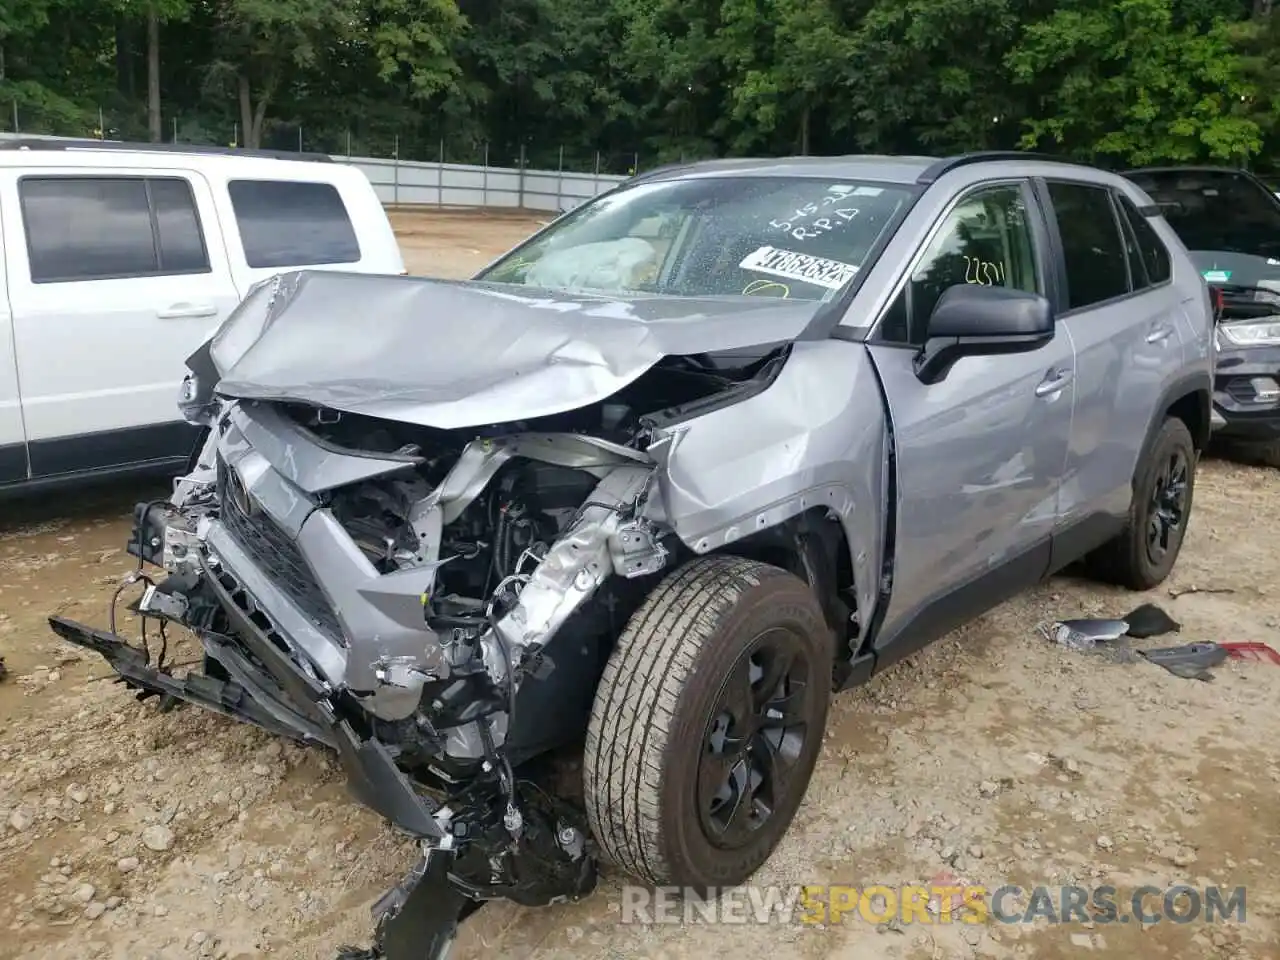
[1089,416,1195,590]
[582,555,778,885]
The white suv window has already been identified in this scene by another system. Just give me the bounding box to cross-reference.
[227,179,361,269]
[19,175,210,283]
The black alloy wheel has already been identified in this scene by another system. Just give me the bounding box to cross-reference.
[699,627,815,849]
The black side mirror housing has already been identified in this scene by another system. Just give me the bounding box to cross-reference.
[914,284,1055,384]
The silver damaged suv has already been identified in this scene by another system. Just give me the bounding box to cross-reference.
[53,152,1214,958]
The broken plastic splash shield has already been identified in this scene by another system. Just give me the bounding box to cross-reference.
[337,844,479,960]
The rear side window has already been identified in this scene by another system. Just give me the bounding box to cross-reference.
[1116,194,1171,287]
[1046,181,1130,310]
[227,180,361,269]
[19,176,210,283]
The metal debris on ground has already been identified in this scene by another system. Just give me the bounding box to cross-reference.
[0,656,6,682]
[1138,642,1228,681]
[1038,619,1128,651]
[1039,602,1183,654]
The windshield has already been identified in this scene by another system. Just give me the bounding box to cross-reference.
[476,175,914,301]
[1126,169,1280,258]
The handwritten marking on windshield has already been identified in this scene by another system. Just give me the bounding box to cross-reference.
[770,206,860,241]
[740,246,859,290]
[742,279,791,297]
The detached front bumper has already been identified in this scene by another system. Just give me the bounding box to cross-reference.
[49,566,446,841]
[50,603,594,960]
[1213,343,1280,441]
[52,494,598,959]
[49,600,472,960]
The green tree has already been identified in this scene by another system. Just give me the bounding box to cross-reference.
[715,0,852,155]
[202,0,463,149]
[842,0,1031,155]
[113,1,191,140]
[1008,0,1261,164]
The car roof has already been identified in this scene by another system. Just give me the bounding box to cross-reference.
[629,151,1115,188]
[1123,165,1247,176]
[629,155,941,186]
[0,138,354,181]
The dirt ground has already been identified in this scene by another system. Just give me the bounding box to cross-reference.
[2,209,1278,960]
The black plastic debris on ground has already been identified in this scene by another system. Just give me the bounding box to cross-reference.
[1121,603,1182,639]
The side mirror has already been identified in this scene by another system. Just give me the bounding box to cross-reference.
[914,284,1055,384]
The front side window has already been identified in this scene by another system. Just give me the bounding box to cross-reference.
[1047,181,1130,310]
[476,176,914,301]
[227,179,361,269]
[878,183,1041,343]
[20,176,209,283]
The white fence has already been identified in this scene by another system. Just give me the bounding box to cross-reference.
[334,154,628,213]
[0,132,631,213]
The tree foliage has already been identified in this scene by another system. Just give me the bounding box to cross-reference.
[1,0,1278,170]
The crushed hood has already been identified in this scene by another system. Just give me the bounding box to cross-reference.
[207,270,824,429]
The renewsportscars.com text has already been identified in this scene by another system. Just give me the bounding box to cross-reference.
[618,884,1247,926]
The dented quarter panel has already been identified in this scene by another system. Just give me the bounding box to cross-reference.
[652,339,888,627]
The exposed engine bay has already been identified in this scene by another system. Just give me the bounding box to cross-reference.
[47,348,787,960]
[45,266,871,960]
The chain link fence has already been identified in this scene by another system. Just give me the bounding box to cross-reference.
[5,102,698,211]
[1,99,715,179]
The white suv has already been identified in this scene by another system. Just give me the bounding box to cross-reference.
[0,139,404,492]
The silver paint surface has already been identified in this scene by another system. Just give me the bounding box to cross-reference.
[207,269,822,429]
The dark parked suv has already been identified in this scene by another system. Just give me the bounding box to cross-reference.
[1126,166,1280,465]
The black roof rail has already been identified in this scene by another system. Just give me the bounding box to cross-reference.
[1121,164,1248,175]
[627,161,699,184]
[0,137,334,163]
[916,150,1094,184]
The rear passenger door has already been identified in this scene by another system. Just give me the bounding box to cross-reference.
[1039,178,1185,554]
[3,170,241,478]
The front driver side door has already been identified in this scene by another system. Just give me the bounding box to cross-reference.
[864,180,1077,652]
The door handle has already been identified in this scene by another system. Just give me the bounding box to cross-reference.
[1035,370,1073,397]
[157,302,218,319]
[1146,323,1174,344]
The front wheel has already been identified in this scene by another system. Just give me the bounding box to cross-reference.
[583,556,832,892]
[1088,417,1196,590]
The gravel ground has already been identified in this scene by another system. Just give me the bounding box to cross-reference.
[1,210,1277,960]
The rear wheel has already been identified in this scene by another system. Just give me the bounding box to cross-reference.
[1088,417,1196,590]
[583,556,832,891]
